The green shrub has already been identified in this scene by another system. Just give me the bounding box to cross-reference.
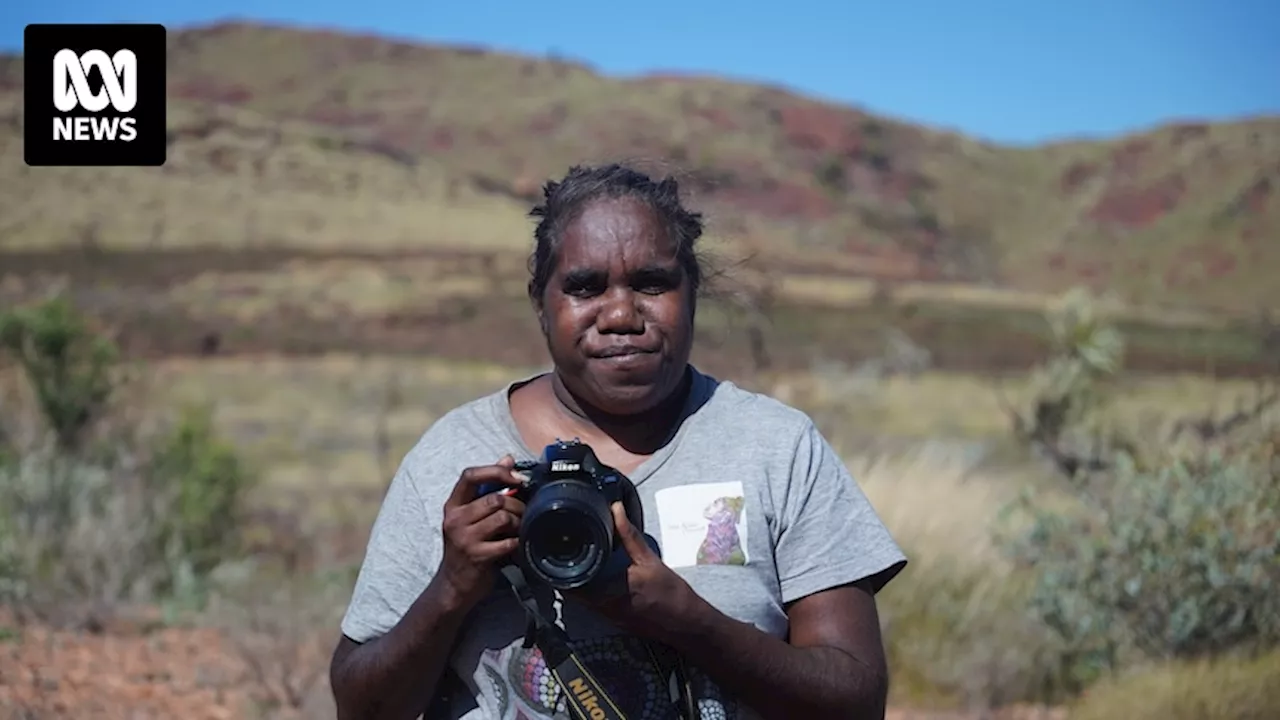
[1008,288,1125,461]
[0,295,256,622]
[0,296,117,452]
[0,441,167,607]
[148,404,254,577]
[1069,650,1280,720]
[999,444,1280,687]
[996,287,1280,693]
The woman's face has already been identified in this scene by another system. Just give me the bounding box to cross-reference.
[537,196,695,416]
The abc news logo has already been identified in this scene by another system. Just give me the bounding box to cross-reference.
[53,49,140,142]
[24,23,167,167]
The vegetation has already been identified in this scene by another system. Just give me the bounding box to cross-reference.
[990,288,1277,712]
[1069,651,1280,720]
[827,287,1278,719]
[0,297,256,624]
[1,289,1275,717]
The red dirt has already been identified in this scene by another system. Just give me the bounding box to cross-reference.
[170,79,255,105]
[1110,138,1152,178]
[778,102,854,153]
[1059,162,1098,193]
[1089,173,1187,228]
[0,614,1065,720]
[1243,175,1273,215]
[0,618,261,719]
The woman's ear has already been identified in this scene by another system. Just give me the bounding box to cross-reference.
[530,296,550,336]
[537,307,550,336]
[527,282,548,335]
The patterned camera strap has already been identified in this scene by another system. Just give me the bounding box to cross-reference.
[499,563,700,720]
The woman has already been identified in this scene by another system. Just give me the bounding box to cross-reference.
[330,164,907,720]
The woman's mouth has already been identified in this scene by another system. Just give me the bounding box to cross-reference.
[590,345,658,367]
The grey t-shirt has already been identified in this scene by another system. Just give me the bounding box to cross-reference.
[341,367,907,720]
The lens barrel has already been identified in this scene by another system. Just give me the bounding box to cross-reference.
[519,479,614,590]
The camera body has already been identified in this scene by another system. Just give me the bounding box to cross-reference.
[477,439,647,591]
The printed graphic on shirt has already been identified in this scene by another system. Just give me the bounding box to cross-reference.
[654,482,750,569]
[476,636,739,719]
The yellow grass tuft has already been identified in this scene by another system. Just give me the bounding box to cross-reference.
[1068,651,1280,720]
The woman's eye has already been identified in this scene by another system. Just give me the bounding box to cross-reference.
[632,271,680,294]
[564,281,603,297]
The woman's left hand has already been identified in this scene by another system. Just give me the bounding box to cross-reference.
[566,502,708,644]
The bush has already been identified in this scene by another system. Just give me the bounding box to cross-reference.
[1069,650,1280,720]
[1003,287,1127,479]
[0,296,255,624]
[998,445,1280,687]
[996,287,1280,692]
[149,404,254,578]
[0,295,117,452]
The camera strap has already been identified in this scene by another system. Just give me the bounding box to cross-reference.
[498,563,700,720]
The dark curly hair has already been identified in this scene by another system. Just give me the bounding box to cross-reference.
[526,163,706,305]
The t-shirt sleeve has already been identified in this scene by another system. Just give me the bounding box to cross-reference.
[773,419,907,605]
[340,457,442,643]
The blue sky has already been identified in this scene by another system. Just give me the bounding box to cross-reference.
[5,0,1278,145]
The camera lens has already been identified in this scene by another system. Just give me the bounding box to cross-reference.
[528,511,595,567]
[519,480,613,590]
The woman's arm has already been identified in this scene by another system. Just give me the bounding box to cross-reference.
[666,580,889,720]
[330,575,470,720]
[331,457,527,720]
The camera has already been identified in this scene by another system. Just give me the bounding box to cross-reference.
[477,439,646,591]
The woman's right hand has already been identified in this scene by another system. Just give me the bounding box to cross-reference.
[436,455,528,611]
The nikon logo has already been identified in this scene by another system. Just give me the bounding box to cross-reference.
[567,678,608,720]
[551,460,580,472]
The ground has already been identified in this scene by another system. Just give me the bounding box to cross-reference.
[2,356,1261,719]
[0,616,1065,719]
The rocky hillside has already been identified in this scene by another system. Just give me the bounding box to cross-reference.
[1,21,1278,314]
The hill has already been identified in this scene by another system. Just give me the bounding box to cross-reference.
[5,21,1279,311]
[0,21,1277,377]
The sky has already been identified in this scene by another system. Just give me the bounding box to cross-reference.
[4,0,1278,145]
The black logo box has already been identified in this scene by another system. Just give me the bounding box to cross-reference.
[24,23,167,167]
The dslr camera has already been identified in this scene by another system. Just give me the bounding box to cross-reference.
[477,439,647,591]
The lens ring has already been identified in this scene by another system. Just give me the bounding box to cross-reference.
[519,483,614,590]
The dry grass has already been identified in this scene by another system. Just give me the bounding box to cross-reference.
[851,446,1027,572]
[1067,651,1280,720]
[147,356,540,506]
[79,249,1256,338]
[845,444,1073,711]
[778,275,1248,325]
[150,251,1255,331]
[167,257,521,322]
[766,367,1261,445]
[146,357,1257,475]
[4,343,1268,715]
[0,98,536,255]
[140,357,1263,489]
[5,353,1255,516]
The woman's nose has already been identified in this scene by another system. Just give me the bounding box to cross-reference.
[596,287,643,334]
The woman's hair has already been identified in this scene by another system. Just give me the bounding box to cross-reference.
[527,163,706,304]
